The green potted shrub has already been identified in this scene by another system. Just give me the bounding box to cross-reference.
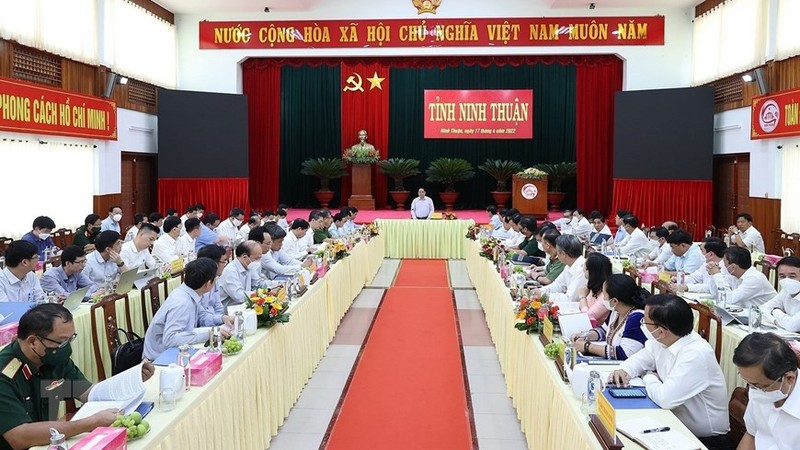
[478,159,524,209]
[535,162,577,210]
[300,158,348,208]
[377,158,421,210]
[425,158,475,211]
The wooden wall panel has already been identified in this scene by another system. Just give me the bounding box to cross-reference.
[93,193,123,219]
[749,197,781,254]
[62,58,98,96]
[0,40,12,78]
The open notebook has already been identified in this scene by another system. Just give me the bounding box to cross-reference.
[71,363,146,421]
[617,417,701,450]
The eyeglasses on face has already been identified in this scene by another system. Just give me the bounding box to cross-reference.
[38,333,78,349]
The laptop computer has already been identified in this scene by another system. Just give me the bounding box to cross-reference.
[114,268,140,294]
[714,305,778,329]
[63,286,90,311]
[134,267,159,290]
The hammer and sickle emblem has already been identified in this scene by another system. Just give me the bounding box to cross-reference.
[343,72,364,92]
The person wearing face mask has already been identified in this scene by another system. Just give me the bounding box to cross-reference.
[535,235,586,302]
[508,217,546,260]
[609,295,732,449]
[21,216,56,260]
[670,237,729,295]
[568,209,593,240]
[708,247,776,308]
[73,214,102,253]
[576,254,614,327]
[0,241,45,302]
[218,241,262,311]
[575,273,647,359]
[529,229,565,286]
[761,256,800,332]
[642,227,672,268]
[100,205,123,233]
[216,208,246,243]
[733,332,800,450]
[143,258,229,360]
[551,209,573,233]
[0,304,155,449]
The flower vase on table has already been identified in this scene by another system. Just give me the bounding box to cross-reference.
[514,293,560,334]
[246,288,291,328]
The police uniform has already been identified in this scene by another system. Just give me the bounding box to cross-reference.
[0,341,88,450]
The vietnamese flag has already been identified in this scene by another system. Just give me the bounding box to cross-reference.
[340,61,390,209]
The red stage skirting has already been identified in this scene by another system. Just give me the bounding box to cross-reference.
[157,178,249,218]
[611,178,712,240]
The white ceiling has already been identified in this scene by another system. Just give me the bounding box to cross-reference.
[155,0,702,15]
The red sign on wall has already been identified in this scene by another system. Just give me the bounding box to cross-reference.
[424,90,533,139]
[199,16,665,50]
[0,77,117,140]
[751,87,800,140]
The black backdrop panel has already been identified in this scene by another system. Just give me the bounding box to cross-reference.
[613,86,714,180]
[158,88,249,178]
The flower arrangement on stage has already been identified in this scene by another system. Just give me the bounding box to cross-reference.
[247,288,290,328]
[514,293,560,334]
[479,240,502,260]
[343,146,380,164]
[515,167,548,180]
[442,212,458,220]
[364,222,380,237]
[465,224,482,240]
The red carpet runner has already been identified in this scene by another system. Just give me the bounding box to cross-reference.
[324,260,474,450]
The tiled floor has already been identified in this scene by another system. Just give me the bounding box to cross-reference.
[268,259,527,450]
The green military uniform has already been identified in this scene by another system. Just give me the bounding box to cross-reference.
[0,341,88,450]
[313,228,331,245]
[519,236,546,259]
[544,257,566,282]
[72,226,95,250]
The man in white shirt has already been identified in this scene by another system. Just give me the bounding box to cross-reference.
[501,215,525,248]
[588,213,612,245]
[610,295,731,448]
[613,209,631,245]
[671,237,728,295]
[410,188,434,220]
[329,212,348,239]
[83,231,130,285]
[283,219,312,261]
[727,212,765,253]
[124,214,146,242]
[618,215,650,260]
[179,205,199,236]
[236,216,260,245]
[733,332,800,450]
[100,205,123,233]
[536,235,586,302]
[218,241,262,311]
[551,209,573,233]
[258,225,312,280]
[0,241,44,302]
[709,247,776,307]
[643,227,672,267]
[342,206,359,234]
[152,216,182,263]
[568,209,593,240]
[176,218,201,257]
[664,230,705,274]
[120,223,158,270]
[491,211,516,241]
[762,256,800,332]
[215,208,245,243]
[486,205,503,231]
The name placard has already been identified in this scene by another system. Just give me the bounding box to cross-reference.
[542,315,554,342]
[597,391,617,441]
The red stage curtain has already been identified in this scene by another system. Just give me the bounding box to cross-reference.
[576,59,622,216]
[158,178,249,220]
[340,61,390,209]
[611,179,712,240]
[242,64,281,210]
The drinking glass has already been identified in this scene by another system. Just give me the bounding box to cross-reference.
[158,388,176,412]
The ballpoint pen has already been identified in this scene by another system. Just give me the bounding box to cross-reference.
[642,426,670,434]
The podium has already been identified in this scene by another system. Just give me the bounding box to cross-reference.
[512,174,547,219]
[348,163,375,210]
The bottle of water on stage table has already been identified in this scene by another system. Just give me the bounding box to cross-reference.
[675,270,685,295]
[749,306,762,332]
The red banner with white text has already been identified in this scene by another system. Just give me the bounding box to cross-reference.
[751,87,800,140]
[200,16,665,50]
[0,77,117,140]
[424,90,533,139]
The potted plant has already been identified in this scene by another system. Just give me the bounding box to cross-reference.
[425,158,475,211]
[300,158,348,208]
[377,158,421,210]
[478,159,523,209]
[535,162,577,210]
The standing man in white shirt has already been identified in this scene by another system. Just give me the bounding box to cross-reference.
[733,332,800,450]
[216,208,245,243]
[618,215,650,260]
[762,256,800,332]
[709,247,776,307]
[536,235,586,302]
[152,216,182,263]
[410,188,434,220]
[727,212,766,253]
[609,295,732,449]
[120,223,159,270]
[100,206,123,233]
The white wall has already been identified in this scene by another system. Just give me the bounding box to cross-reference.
[175,1,695,94]
[96,108,158,195]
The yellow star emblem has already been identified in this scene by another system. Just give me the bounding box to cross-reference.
[366,71,385,90]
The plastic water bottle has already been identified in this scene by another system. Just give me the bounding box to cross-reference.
[233,311,245,342]
[48,428,67,450]
[724,234,731,247]
[716,287,728,309]
[177,344,192,391]
[675,270,685,295]
[586,370,603,415]
[749,306,763,332]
